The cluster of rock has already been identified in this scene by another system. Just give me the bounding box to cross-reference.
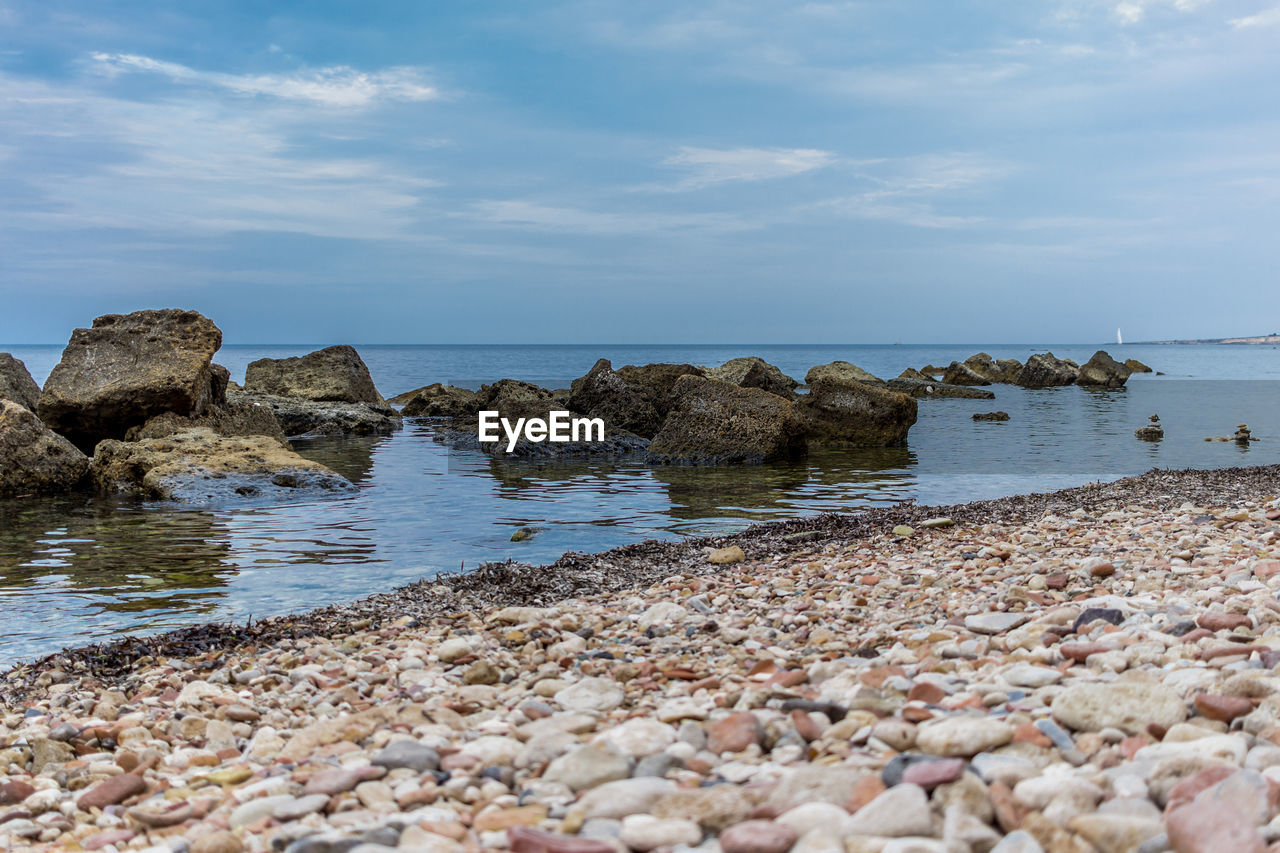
[921,351,1145,390]
[396,357,919,465]
[6,496,1280,852]
[1,310,397,502]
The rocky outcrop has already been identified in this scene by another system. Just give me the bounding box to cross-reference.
[0,353,41,411]
[397,384,478,418]
[941,361,992,386]
[38,309,225,452]
[973,411,1011,422]
[615,363,706,400]
[804,361,883,386]
[0,400,90,496]
[567,360,704,439]
[647,376,805,465]
[1076,350,1131,388]
[228,391,401,437]
[797,378,917,447]
[124,394,287,445]
[90,428,355,503]
[245,345,386,405]
[1124,358,1153,373]
[887,370,996,399]
[963,353,1022,384]
[1016,353,1080,388]
[706,357,799,398]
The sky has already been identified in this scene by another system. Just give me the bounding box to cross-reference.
[1,1,1279,345]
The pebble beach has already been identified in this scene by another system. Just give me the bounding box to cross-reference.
[6,465,1280,853]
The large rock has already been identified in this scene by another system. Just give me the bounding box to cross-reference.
[0,400,90,496]
[90,428,355,503]
[647,375,805,465]
[963,353,1022,384]
[568,360,704,439]
[0,353,41,410]
[1124,358,1153,373]
[125,367,286,444]
[797,377,916,447]
[1076,350,1131,388]
[39,309,224,451]
[887,370,996,400]
[244,345,386,405]
[228,391,401,438]
[941,361,992,386]
[706,357,799,398]
[804,361,883,386]
[394,384,477,417]
[1016,353,1080,388]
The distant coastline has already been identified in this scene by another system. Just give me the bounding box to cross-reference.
[1142,334,1280,345]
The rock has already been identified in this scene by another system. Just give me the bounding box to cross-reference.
[90,428,355,503]
[804,361,883,386]
[964,612,1029,634]
[0,400,90,496]
[653,784,754,832]
[963,353,1023,384]
[900,757,965,788]
[920,517,954,529]
[555,677,624,713]
[1016,353,1079,388]
[543,745,630,791]
[710,545,746,565]
[648,375,806,465]
[989,833,1045,853]
[1076,351,1132,388]
[574,778,675,820]
[191,831,244,853]
[708,711,764,753]
[0,780,36,805]
[1124,358,1153,373]
[719,820,798,853]
[942,361,992,386]
[1066,814,1162,853]
[1052,682,1186,734]
[567,359,666,439]
[916,716,1014,757]
[1194,693,1253,722]
[893,525,916,537]
[39,309,225,451]
[618,814,702,851]
[394,384,477,417]
[230,794,295,829]
[797,377,917,447]
[887,370,997,399]
[464,659,501,685]
[843,783,933,837]
[707,357,799,396]
[245,345,386,404]
[78,773,147,810]
[1166,798,1266,852]
[0,352,40,410]
[592,718,675,758]
[973,411,1010,422]
[1135,415,1164,441]
[228,390,402,437]
[776,802,851,837]
[124,391,288,445]
[507,826,617,853]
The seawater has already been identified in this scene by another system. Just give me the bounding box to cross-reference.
[2,343,1278,664]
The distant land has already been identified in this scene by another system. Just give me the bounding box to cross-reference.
[1142,334,1280,345]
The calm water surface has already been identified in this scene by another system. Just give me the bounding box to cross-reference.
[2,343,1278,664]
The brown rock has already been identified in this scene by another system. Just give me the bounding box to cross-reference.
[1167,799,1266,852]
[1195,693,1254,722]
[244,344,386,405]
[78,772,147,810]
[0,352,40,410]
[0,780,35,805]
[648,375,806,465]
[908,682,947,704]
[304,767,364,796]
[709,546,746,565]
[0,400,90,496]
[464,660,502,685]
[901,757,965,789]
[718,820,798,853]
[190,830,244,853]
[508,827,617,853]
[708,712,764,754]
[1198,612,1251,632]
[1090,562,1116,578]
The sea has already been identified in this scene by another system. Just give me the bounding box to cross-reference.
[2,342,1278,666]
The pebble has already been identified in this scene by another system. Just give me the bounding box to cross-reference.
[718,820,799,853]
[619,814,703,851]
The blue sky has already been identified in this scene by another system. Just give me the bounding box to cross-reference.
[2,1,1279,344]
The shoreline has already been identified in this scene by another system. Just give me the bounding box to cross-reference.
[6,462,1278,699]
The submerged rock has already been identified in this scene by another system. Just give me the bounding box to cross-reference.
[797,377,916,447]
[244,345,387,405]
[38,309,225,452]
[1135,415,1163,441]
[706,357,800,398]
[1016,352,1079,388]
[648,375,805,465]
[804,361,884,386]
[0,352,41,411]
[1124,358,1153,373]
[0,400,90,496]
[1076,350,1131,388]
[973,411,1010,422]
[887,370,996,400]
[90,428,356,503]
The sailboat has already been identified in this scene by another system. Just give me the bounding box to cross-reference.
[1116,328,1123,346]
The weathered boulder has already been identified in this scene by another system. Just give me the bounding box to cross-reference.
[1016,353,1079,388]
[942,361,992,386]
[568,360,704,439]
[963,353,1022,384]
[392,384,475,416]
[0,400,90,496]
[124,394,287,445]
[471,379,559,420]
[244,345,386,405]
[38,309,224,451]
[615,363,706,402]
[0,353,41,411]
[397,384,478,418]
[1076,350,1131,388]
[706,357,800,397]
[797,377,916,447]
[90,428,355,503]
[1124,358,1153,373]
[887,370,996,400]
[804,361,883,386]
[228,391,401,437]
[647,375,805,465]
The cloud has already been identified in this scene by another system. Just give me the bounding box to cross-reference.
[659,146,834,190]
[470,200,754,235]
[1229,3,1280,27]
[88,53,440,107]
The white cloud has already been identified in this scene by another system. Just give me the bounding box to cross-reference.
[1229,3,1280,27]
[470,200,754,235]
[88,53,440,107]
[660,146,834,190]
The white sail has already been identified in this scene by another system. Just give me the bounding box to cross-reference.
[1116,327,1123,345]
